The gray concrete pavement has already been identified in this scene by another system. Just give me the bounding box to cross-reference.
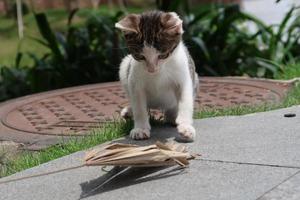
[259,171,300,200]
[1,106,300,200]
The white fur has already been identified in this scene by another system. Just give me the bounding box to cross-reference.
[119,42,197,141]
[142,43,160,73]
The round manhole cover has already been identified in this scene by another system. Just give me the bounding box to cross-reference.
[0,77,291,137]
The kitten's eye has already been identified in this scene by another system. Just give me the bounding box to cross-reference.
[158,53,169,60]
[133,54,145,61]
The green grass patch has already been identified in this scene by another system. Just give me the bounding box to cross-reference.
[275,62,300,80]
[0,10,67,66]
[0,120,132,178]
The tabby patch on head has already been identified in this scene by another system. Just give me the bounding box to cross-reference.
[115,11,183,73]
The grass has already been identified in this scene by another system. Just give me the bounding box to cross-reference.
[1,11,69,66]
[275,62,300,80]
[0,120,132,178]
[0,10,69,66]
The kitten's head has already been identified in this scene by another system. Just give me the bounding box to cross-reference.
[115,11,183,74]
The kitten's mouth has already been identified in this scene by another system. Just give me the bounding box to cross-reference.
[147,67,159,74]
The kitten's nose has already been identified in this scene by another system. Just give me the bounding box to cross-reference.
[146,60,159,73]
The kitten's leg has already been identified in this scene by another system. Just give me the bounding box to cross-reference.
[176,82,196,142]
[129,89,151,140]
[119,56,133,120]
[121,106,132,119]
[164,107,178,126]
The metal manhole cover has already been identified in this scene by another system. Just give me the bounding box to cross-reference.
[0,77,292,137]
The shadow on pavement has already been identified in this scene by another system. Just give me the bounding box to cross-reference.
[79,164,187,199]
[111,125,188,146]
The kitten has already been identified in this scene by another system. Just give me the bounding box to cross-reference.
[115,11,199,142]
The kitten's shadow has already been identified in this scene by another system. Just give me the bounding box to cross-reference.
[114,124,187,146]
[79,165,186,199]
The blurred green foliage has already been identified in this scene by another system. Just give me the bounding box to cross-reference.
[179,3,300,77]
[0,1,300,101]
[0,10,126,101]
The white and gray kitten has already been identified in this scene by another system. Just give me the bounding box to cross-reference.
[115,11,199,142]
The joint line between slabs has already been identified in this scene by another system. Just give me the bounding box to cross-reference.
[255,170,300,200]
[196,158,300,169]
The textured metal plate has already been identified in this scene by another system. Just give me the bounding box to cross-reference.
[0,77,292,137]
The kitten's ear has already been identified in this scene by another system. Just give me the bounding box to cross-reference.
[161,12,184,35]
[115,14,140,33]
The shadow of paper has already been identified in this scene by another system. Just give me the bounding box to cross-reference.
[79,165,187,199]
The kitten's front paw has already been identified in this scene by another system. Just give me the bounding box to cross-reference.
[177,124,196,142]
[130,128,150,140]
[176,116,192,126]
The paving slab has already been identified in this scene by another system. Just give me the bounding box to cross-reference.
[1,106,300,200]
[0,157,297,200]
[0,77,293,150]
[192,106,300,167]
[259,171,300,200]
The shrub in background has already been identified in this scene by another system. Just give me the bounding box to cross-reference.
[28,11,126,92]
[179,3,300,78]
[0,10,126,101]
[11,1,30,18]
